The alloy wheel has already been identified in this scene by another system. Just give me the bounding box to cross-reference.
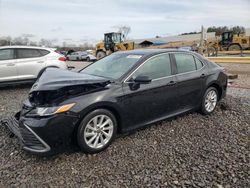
[205,90,218,112]
[84,115,114,149]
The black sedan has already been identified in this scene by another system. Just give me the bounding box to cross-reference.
[3,49,227,155]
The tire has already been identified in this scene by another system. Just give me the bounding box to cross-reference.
[96,51,106,60]
[86,57,90,62]
[228,44,241,51]
[200,87,218,115]
[77,109,117,154]
[76,57,79,61]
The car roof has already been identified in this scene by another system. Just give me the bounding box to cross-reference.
[116,48,195,56]
[0,45,56,51]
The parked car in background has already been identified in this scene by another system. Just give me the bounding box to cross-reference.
[66,51,97,61]
[81,51,97,62]
[4,49,227,155]
[0,46,67,86]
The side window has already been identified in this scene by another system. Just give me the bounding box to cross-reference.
[39,49,49,56]
[17,49,42,59]
[194,57,203,69]
[174,53,196,73]
[131,54,172,80]
[0,49,14,60]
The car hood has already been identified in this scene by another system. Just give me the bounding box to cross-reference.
[31,68,110,92]
[29,68,111,106]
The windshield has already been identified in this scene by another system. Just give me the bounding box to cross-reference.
[81,53,142,79]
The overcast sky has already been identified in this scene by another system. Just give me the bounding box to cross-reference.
[0,0,249,45]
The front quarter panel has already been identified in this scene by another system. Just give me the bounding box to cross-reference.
[62,83,125,129]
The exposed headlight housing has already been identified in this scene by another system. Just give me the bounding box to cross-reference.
[26,103,75,117]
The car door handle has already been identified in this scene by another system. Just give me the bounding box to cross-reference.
[200,73,206,78]
[166,81,177,86]
[6,63,15,66]
[37,61,44,63]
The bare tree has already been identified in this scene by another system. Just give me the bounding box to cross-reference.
[112,25,131,40]
[39,38,53,47]
[118,26,131,40]
[0,36,12,46]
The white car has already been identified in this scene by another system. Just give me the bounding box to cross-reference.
[67,51,97,61]
[0,46,68,85]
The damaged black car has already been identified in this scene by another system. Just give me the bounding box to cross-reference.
[2,49,227,155]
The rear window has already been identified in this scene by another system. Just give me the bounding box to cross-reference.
[39,49,50,56]
[0,49,14,60]
[194,57,203,69]
[16,49,48,59]
[174,53,196,74]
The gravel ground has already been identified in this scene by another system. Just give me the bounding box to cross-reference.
[0,85,249,187]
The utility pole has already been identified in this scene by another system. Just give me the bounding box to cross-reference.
[198,26,205,55]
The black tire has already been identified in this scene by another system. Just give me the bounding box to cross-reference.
[228,44,241,51]
[76,57,79,61]
[96,51,106,60]
[86,57,90,62]
[77,109,117,154]
[200,87,218,115]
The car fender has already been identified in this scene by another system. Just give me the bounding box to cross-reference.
[76,101,124,132]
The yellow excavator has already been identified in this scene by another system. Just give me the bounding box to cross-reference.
[95,32,134,59]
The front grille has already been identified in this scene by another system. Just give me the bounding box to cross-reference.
[20,126,46,150]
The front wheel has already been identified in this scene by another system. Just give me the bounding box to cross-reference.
[201,87,218,115]
[228,44,241,51]
[77,109,117,154]
[96,51,106,60]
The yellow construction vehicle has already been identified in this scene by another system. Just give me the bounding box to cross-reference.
[206,31,250,55]
[95,32,134,59]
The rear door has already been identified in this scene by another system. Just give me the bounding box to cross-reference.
[16,48,46,80]
[172,53,206,110]
[81,52,88,60]
[0,48,18,82]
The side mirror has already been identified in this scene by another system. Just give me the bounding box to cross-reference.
[134,75,152,84]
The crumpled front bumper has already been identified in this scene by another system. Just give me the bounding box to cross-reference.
[1,110,80,156]
[1,114,51,153]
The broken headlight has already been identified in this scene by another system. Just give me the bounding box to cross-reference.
[26,103,75,117]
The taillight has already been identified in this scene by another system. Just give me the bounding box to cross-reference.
[58,57,66,61]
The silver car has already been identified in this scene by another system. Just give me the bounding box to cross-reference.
[67,51,97,61]
[0,46,67,85]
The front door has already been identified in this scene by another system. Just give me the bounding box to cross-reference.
[121,53,178,131]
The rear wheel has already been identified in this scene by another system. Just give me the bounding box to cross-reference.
[201,87,218,115]
[86,57,90,62]
[77,109,117,153]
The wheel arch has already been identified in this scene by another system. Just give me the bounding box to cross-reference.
[206,82,223,101]
[77,102,123,134]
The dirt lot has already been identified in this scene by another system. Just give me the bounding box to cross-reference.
[218,63,250,88]
[0,61,249,187]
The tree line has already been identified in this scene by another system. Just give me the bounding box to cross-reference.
[181,26,246,36]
